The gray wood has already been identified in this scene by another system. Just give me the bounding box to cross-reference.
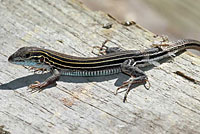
[0,0,200,134]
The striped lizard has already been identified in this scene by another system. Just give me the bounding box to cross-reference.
[8,39,200,102]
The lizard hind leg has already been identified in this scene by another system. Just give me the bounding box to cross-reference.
[122,75,148,102]
[92,40,124,56]
[117,59,149,102]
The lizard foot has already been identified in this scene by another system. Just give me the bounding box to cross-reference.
[92,40,109,56]
[115,76,149,102]
[24,66,47,74]
[28,81,47,93]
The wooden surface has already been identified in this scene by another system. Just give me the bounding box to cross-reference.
[0,0,200,133]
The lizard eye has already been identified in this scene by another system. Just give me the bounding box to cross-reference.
[25,53,31,58]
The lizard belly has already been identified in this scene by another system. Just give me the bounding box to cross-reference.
[60,67,121,77]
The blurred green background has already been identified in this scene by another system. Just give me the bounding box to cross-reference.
[80,0,200,41]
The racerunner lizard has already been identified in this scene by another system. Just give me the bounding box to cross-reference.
[8,39,200,102]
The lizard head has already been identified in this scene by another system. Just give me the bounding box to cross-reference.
[8,47,46,68]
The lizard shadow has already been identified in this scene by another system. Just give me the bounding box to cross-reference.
[0,72,129,90]
[0,73,51,90]
[0,66,155,94]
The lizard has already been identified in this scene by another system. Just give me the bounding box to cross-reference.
[8,39,200,102]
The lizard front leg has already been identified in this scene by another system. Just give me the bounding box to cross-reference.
[117,59,149,102]
[28,69,61,92]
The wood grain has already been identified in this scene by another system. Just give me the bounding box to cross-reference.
[0,0,200,133]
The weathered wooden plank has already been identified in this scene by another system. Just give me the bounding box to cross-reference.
[0,0,200,134]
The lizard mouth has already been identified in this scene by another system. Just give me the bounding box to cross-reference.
[8,55,24,63]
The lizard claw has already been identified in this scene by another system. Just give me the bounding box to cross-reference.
[115,76,149,102]
[92,40,109,56]
[33,68,47,74]
[24,66,47,74]
[28,81,46,93]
